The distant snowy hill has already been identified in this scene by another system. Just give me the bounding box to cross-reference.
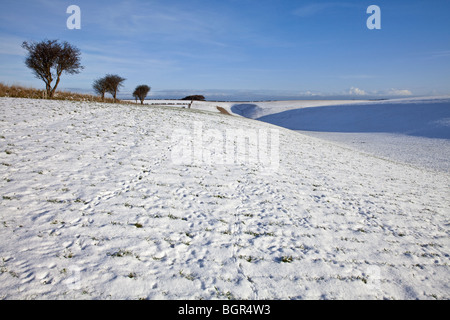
[253,97,450,172]
[140,97,450,140]
[257,97,450,139]
[130,99,370,119]
[230,100,369,120]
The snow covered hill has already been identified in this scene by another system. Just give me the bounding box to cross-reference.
[0,97,449,299]
[134,99,369,119]
[229,100,369,119]
[256,97,450,172]
[257,97,450,139]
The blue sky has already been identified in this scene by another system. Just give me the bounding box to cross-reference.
[0,0,449,100]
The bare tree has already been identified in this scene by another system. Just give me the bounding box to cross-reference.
[22,39,83,98]
[133,85,151,104]
[92,77,108,101]
[104,74,126,102]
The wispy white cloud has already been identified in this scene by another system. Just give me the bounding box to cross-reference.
[82,52,175,69]
[0,34,27,56]
[336,74,375,80]
[429,50,450,59]
[386,88,412,96]
[348,87,367,96]
[345,87,413,97]
[293,2,354,17]
[90,0,233,46]
[295,87,416,98]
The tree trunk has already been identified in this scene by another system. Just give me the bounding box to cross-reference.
[46,85,52,99]
[50,75,61,98]
[45,68,53,98]
[45,78,52,99]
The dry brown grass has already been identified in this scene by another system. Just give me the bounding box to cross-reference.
[0,83,45,99]
[216,106,232,115]
[0,83,127,104]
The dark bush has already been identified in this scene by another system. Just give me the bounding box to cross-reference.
[133,85,151,104]
[181,95,205,101]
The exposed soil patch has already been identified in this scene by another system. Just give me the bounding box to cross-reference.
[217,106,232,115]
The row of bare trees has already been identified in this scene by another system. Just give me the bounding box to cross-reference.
[22,39,151,103]
[92,76,151,104]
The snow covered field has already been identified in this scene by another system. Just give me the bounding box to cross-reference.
[294,132,450,173]
[0,97,449,300]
